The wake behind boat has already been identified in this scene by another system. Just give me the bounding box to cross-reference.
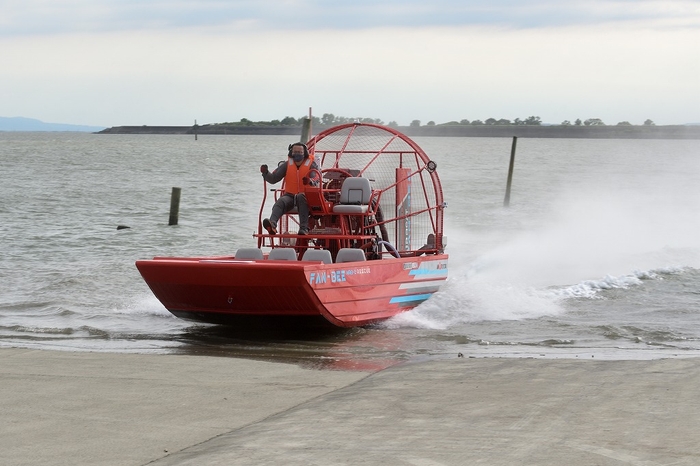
[136,123,448,327]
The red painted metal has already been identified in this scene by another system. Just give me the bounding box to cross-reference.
[136,254,448,327]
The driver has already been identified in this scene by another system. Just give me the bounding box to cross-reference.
[260,142,319,235]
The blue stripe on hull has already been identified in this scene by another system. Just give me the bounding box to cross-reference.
[409,269,448,275]
[389,293,434,304]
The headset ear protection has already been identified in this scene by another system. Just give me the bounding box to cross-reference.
[288,142,309,158]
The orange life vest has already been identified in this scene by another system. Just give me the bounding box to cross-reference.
[283,155,314,195]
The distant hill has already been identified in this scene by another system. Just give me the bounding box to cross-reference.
[0,117,105,132]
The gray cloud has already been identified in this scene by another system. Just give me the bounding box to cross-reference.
[4,0,699,37]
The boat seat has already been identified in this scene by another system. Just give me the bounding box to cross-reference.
[234,247,264,260]
[332,177,371,214]
[268,248,298,261]
[301,248,333,264]
[335,248,366,263]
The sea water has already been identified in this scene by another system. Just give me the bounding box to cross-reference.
[1,132,700,369]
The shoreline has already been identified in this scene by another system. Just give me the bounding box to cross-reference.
[97,124,700,139]
[3,347,700,465]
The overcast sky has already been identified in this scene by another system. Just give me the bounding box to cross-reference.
[2,0,699,126]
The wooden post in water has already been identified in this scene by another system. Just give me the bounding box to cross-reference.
[503,136,517,207]
[169,187,181,225]
[300,107,312,143]
[194,119,198,141]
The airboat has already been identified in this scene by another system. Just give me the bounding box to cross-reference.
[136,123,448,327]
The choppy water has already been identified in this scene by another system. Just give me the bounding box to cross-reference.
[2,132,700,370]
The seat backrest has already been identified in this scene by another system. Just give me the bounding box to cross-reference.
[268,248,298,261]
[234,247,264,260]
[339,177,371,205]
[335,248,366,263]
[301,248,333,264]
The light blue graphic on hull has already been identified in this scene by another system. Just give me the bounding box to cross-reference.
[390,293,434,304]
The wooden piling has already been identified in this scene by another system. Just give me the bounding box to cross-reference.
[169,187,181,225]
[503,136,517,207]
[300,118,311,143]
[194,119,198,141]
[300,107,312,143]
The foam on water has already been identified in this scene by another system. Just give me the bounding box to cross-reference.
[550,266,690,299]
[110,293,173,318]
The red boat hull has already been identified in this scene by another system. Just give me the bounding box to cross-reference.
[136,254,448,327]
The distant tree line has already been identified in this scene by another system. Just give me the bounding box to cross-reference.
[411,116,543,127]
[410,117,657,127]
[208,114,391,128]
[559,118,656,126]
[206,115,657,127]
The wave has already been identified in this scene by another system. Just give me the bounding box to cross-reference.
[549,266,690,300]
[109,293,177,318]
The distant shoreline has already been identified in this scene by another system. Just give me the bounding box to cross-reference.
[97,124,700,139]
